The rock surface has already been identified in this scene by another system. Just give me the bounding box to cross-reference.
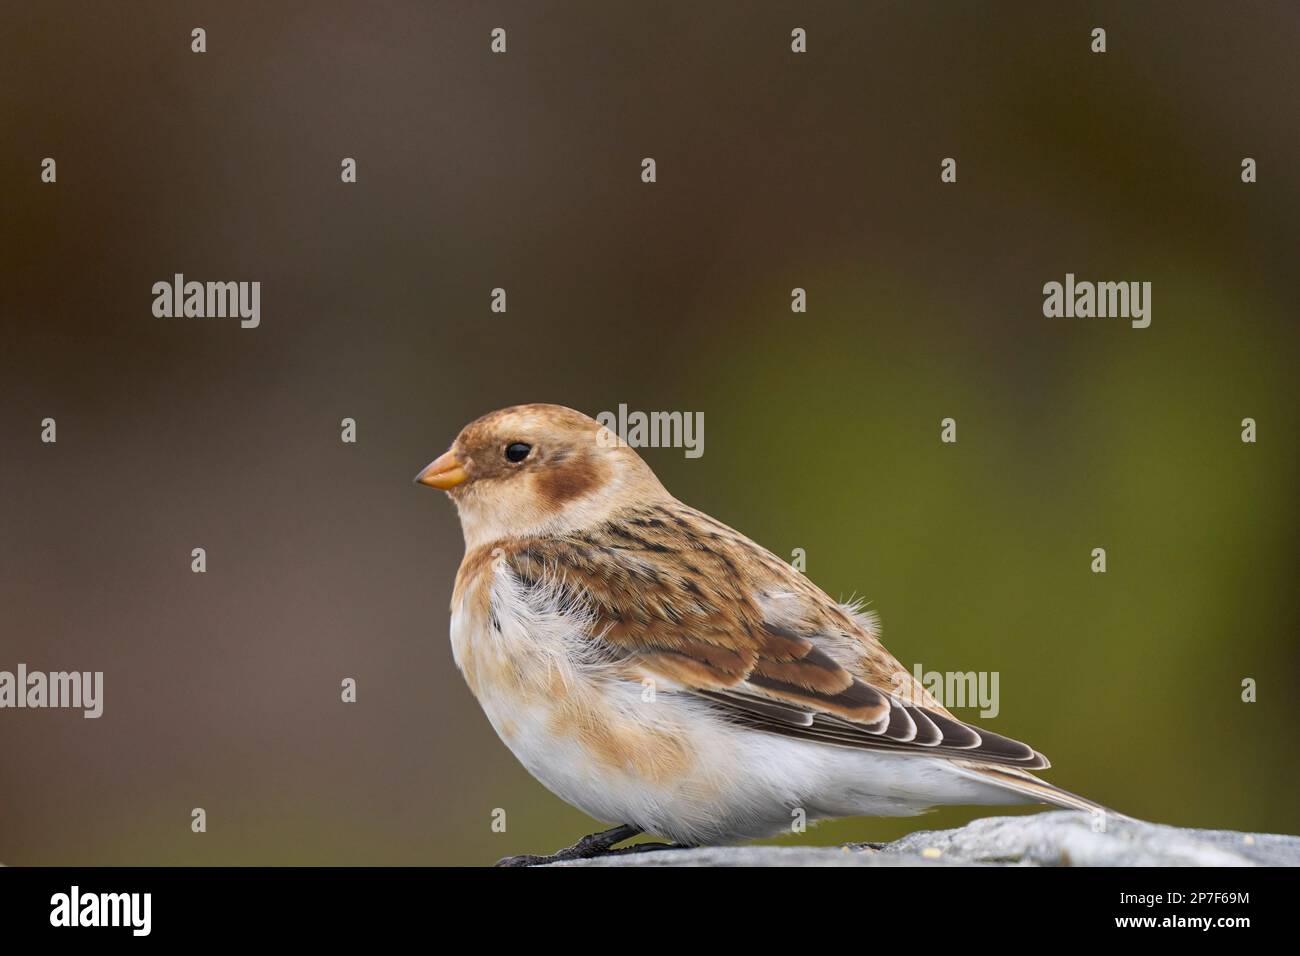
[546,811,1300,866]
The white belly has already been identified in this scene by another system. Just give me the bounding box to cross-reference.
[449,576,1024,845]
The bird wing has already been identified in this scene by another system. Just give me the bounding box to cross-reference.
[502,500,1051,771]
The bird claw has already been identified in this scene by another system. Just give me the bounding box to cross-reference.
[494,823,686,867]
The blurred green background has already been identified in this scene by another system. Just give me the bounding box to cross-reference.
[1,1,1296,864]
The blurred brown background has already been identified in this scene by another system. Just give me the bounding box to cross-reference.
[1,1,1296,865]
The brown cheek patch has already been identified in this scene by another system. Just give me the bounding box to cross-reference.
[535,456,607,507]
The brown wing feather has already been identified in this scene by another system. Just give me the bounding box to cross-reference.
[502,501,1050,770]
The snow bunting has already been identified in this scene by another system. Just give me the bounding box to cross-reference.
[416,404,1110,863]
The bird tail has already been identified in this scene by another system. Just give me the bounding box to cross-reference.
[948,760,1128,819]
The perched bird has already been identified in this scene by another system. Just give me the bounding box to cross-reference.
[416,404,1110,864]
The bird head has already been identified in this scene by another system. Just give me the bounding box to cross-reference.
[415,404,665,548]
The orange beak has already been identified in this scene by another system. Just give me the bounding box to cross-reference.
[414,449,468,490]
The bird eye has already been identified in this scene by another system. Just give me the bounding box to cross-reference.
[505,442,532,463]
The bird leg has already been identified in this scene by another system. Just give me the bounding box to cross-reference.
[495,823,684,867]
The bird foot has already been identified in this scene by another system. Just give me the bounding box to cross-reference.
[494,823,686,867]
